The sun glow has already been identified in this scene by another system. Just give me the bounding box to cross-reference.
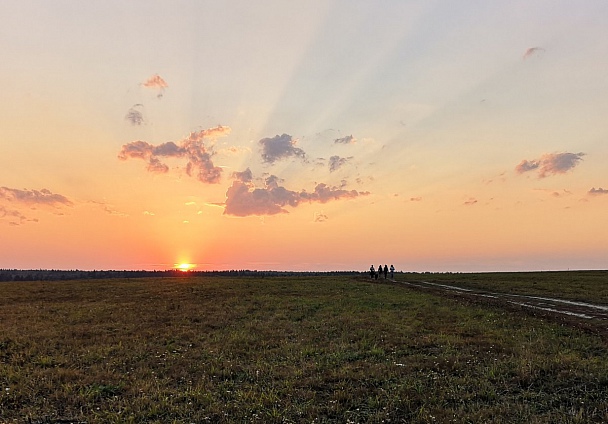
[175,263,195,272]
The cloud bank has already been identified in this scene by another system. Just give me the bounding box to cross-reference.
[224,168,369,216]
[118,126,231,184]
[515,152,585,178]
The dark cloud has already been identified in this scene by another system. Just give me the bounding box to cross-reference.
[118,126,230,184]
[125,104,145,125]
[232,168,253,183]
[0,187,73,207]
[334,135,356,144]
[259,134,306,164]
[589,187,608,196]
[224,170,369,217]
[515,152,584,178]
[329,155,352,173]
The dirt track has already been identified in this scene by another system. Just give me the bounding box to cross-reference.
[384,278,608,338]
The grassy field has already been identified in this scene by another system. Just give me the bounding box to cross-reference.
[407,270,608,304]
[1,274,607,423]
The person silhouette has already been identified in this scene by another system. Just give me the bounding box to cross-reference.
[377,264,382,280]
[383,265,388,279]
[369,265,375,279]
[389,264,395,279]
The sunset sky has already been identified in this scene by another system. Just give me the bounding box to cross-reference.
[2,1,608,272]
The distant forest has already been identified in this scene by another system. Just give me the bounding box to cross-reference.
[0,269,362,282]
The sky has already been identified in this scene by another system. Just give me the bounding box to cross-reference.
[1,0,608,272]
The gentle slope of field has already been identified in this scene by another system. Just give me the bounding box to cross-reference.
[1,275,607,423]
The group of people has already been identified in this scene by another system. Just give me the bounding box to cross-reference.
[370,264,395,280]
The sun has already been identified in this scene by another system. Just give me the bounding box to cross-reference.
[175,263,195,272]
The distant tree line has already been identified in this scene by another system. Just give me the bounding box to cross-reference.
[0,269,362,282]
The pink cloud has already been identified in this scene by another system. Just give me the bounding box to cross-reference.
[515,152,584,178]
[223,169,369,216]
[142,74,168,88]
[118,126,230,184]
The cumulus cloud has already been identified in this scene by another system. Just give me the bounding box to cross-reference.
[118,125,231,184]
[224,169,369,216]
[125,104,145,125]
[259,134,306,164]
[515,152,585,178]
[329,155,351,173]
[334,135,356,144]
[0,187,73,207]
[589,187,608,196]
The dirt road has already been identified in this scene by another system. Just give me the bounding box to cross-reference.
[388,278,608,337]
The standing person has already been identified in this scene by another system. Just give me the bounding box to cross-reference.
[390,264,395,279]
[369,265,375,279]
[383,265,388,279]
[378,264,382,280]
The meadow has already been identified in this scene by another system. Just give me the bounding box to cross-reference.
[410,270,608,304]
[1,274,607,423]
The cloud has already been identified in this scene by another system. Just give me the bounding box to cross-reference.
[142,74,168,98]
[334,135,356,144]
[143,74,168,88]
[463,197,478,206]
[224,169,369,216]
[125,104,145,125]
[329,155,352,173]
[0,187,73,207]
[300,183,368,204]
[589,187,608,196]
[118,125,230,184]
[523,47,545,60]
[410,197,422,202]
[0,206,38,225]
[314,213,328,222]
[88,200,128,217]
[259,134,306,164]
[515,152,584,178]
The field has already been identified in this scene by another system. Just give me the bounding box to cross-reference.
[1,273,607,423]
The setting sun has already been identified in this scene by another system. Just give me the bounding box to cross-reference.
[175,263,195,272]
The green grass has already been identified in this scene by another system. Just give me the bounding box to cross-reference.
[407,270,608,304]
[1,275,607,423]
